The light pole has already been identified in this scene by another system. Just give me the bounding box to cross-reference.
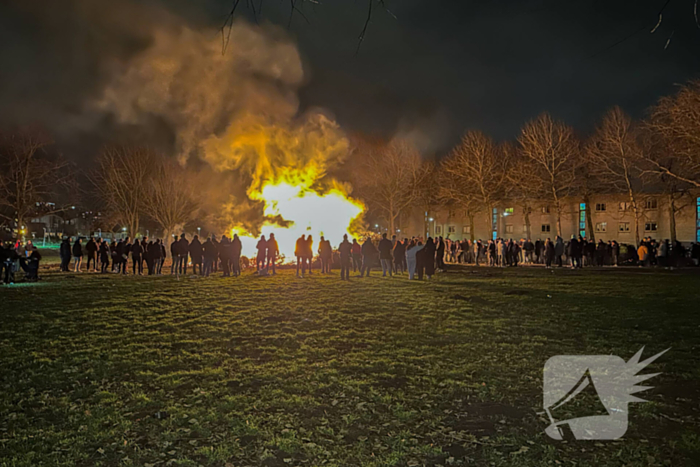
[197,227,201,237]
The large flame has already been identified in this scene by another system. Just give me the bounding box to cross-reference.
[205,113,365,261]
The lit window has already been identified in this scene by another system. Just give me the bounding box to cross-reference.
[619,202,631,211]
[541,224,551,233]
[595,203,606,212]
[595,222,607,233]
[462,226,470,234]
[645,222,658,232]
[448,226,456,234]
[504,208,514,215]
[435,225,442,235]
[506,225,514,234]
[542,205,550,214]
[619,222,630,232]
[645,199,658,210]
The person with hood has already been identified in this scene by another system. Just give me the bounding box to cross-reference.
[189,235,203,275]
[351,238,362,273]
[149,239,160,275]
[554,236,565,267]
[295,235,306,277]
[72,238,83,272]
[203,236,217,277]
[256,235,267,272]
[393,238,406,274]
[318,235,333,274]
[377,233,393,277]
[422,237,437,279]
[360,237,377,277]
[406,240,425,280]
[131,239,143,275]
[85,237,97,272]
[232,234,242,276]
[59,237,71,272]
[338,234,352,280]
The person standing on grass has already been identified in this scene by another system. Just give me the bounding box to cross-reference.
[219,234,231,277]
[232,234,242,276]
[378,233,393,277]
[139,237,148,272]
[406,240,424,280]
[211,235,220,273]
[202,236,216,277]
[72,238,83,272]
[85,237,97,272]
[295,234,306,277]
[256,235,267,272]
[436,237,446,271]
[338,234,352,280]
[59,237,71,272]
[360,236,377,277]
[318,236,333,273]
[423,237,437,279]
[189,235,203,275]
[266,233,279,274]
[131,238,143,275]
[305,235,314,274]
[393,238,406,274]
[544,238,555,268]
[554,236,565,267]
[351,238,362,273]
[178,234,189,275]
[99,239,110,273]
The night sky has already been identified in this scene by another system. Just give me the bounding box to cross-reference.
[1,0,699,158]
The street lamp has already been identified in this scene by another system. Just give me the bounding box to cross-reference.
[197,227,201,236]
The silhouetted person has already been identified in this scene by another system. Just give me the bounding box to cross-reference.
[72,238,83,272]
[378,233,393,277]
[219,235,231,276]
[232,234,242,276]
[256,235,267,272]
[338,234,352,280]
[189,235,203,275]
[318,235,332,273]
[99,240,110,273]
[360,237,377,277]
[203,236,217,276]
[393,239,406,274]
[266,233,279,274]
[305,235,314,274]
[85,237,97,272]
[131,239,143,275]
[351,239,362,272]
[59,237,71,272]
[295,235,306,277]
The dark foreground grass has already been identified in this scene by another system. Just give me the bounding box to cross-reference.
[1,266,699,466]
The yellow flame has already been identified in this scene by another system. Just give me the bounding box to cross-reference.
[207,113,365,261]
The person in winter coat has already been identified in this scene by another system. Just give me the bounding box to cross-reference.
[231,234,242,276]
[393,239,406,274]
[360,237,377,277]
[85,237,97,272]
[219,235,231,277]
[59,237,71,272]
[305,235,314,274]
[338,234,352,280]
[266,233,279,274]
[295,235,306,277]
[544,238,555,268]
[377,233,393,277]
[99,240,110,273]
[178,234,189,275]
[189,235,203,275]
[203,237,217,277]
[554,236,565,267]
[406,240,425,280]
[72,238,83,272]
[435,237,446,270]
[256,235,267,272]
[418,237,437,279]
[131,239,143,275]
[351,239,362,273]
[318,236,333,274]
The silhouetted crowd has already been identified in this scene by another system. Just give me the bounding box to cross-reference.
[3,231,700,285]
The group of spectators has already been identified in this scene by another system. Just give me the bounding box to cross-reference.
[440,235,700,269]
[4,229,700,285]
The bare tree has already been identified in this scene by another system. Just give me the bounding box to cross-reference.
[441,131,511,232]
[92,146,156,238]
[0,128,73,237]
[586,107,645,245]
[518,113,579,237]
[143,157,201,248]
[645,80,700,188]
[353,138,427,235]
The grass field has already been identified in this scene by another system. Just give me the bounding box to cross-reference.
[1,265,699,466]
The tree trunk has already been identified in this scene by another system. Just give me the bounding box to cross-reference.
[486,205,494,239]
[668,194,677,243]
[523,206,531,240]
[469,213,475,241]
[555,202,563,237]
[584,195,595,242]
